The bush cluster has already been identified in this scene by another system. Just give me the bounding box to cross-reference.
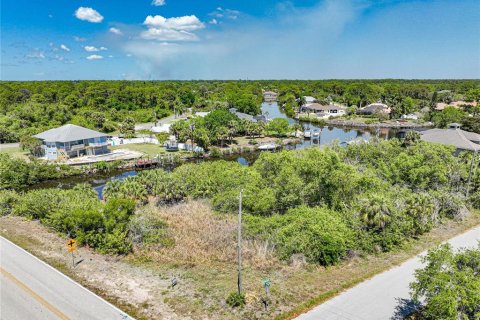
[1,185,136,254]
[100,140,476,264]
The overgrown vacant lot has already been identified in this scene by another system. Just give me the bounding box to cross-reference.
[2,205,480,320]
[2,139,480,319]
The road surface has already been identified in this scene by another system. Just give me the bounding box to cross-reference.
[0,237,133,320]
[296,225,480,320]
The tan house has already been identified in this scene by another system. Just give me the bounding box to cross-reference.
[300,103,347,118]
[357,103,391,115]
[435,101,477,111]
[263,91,278,102]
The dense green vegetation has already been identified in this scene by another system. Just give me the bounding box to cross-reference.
[0,153,79,190]
[170,109,293,149]
[1,80,479,143]
[1,138,479,260]
[410,244,480,319]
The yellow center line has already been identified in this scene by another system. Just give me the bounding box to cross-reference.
[0,267,70,320]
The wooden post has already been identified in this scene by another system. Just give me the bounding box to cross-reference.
[237,189,243,295]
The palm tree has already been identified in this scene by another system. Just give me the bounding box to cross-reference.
[228,120,238,144]
[359,195,391,230]
[120,178,148,203]
[103,180,122,201]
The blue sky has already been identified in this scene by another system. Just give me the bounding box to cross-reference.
[1,0,479,80]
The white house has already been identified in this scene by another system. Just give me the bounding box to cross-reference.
[34,124,109,160]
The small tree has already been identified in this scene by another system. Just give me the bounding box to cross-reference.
[20,136,43,157]
[410,244,480,319]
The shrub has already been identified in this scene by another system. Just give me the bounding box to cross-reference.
[226,292,246,308]
[128,210,173,247]
[0,190,19,215]
[248,206,353,265]
[209,146,222,158]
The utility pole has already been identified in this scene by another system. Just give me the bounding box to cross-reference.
[237,189,243,295]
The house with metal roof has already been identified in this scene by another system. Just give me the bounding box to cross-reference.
[228,108,266,122]
[34,124,109,160]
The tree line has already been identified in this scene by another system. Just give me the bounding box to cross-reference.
[1,79,479,143]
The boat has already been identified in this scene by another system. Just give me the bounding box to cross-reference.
[258,143,278,151]
[304,131,311,138]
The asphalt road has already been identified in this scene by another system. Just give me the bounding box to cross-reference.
[296,225,480,320]
[0,237,133,320]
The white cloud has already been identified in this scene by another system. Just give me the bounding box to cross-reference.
[141,15,205,41]
[144,15,204,31]
[60,44,70,52]
[151,0,165,6]
[141,29,198,41]
[25,51,45,59]
[109,27,123,35]
[84,46,107,52]
[73,36,87,42]
[209,19,218,25]
[86,54,103,60]
[75,7,104,23]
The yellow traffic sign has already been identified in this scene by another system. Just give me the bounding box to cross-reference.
[66,239,76,251]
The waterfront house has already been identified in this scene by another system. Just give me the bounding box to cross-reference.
[300,103,346,118]
[229,108,266,122]
[420,123,480,152]
[357,103,391,115]
[34,124,109,160]
[263,91,278,102]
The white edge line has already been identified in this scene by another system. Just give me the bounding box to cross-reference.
[0,236,136,320]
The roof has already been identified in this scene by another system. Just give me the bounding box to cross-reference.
[420,128,480,151]
[303,103,344,111]
[358,103,390,114]
[34,124,108,143]
[303,96,316,103]
[263,91,277,95]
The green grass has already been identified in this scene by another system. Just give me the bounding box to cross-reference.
[111,143,167,157]
[0,146,29,160]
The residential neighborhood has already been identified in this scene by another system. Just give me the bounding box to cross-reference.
[1,1,479,320]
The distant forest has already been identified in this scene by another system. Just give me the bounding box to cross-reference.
[1,79,479,142]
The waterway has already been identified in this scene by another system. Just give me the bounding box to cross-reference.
[33,102,409,198]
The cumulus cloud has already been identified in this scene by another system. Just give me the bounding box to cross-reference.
[109,27,123,35]
[86,54,103,60]
[209,19,218,25]
[75,7,104,23]
[84,46,107,52]
[60,44,70,52]
[144,15,204,31]
[152,0,165,6]
[141,15,205,41]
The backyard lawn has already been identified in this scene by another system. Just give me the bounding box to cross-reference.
[0,146,29,160]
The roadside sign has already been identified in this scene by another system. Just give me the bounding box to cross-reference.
[66,239,76,252]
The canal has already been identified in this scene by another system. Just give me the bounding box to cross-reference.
[32,102,408,198]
